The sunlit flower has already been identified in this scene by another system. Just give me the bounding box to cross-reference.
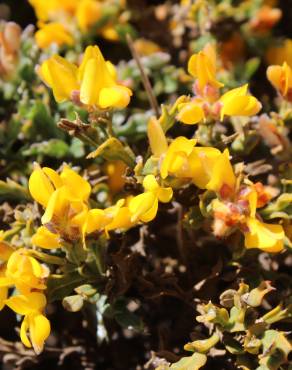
[35,22,74,49]
[188,43,223,91]
[129,175,173,223]
[177,44,262,125]
[219,84,262,120]
[244,190,284,252]
[29,166,90,240]
[5,292,50,354]
[160,136,197,179]
[0,248,48,294]
[267,62,292,100]
[31,226,62,249]
[39,45,132,109]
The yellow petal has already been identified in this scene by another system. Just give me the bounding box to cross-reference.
[189,147,221,188]
[29,168,55,208]
[99,86,132,109]
[206,149,236,195]
[143,175,159,192]
[35,22,74,49]
[85,209,110,234]
[60,167,91,201]
[43,167,62,189]
[157,187,173,203]
[20,316,32,348]
[105,207,134,232]
[29,312,51,354]
[28,256,43,278]
[76,0,102,32]
[41,188,64,224]
[0,286,8,310]
[39,55,79,102]
[245,218,285,253]
[160,137,196,179]
[177,102,205,125]
[147,117,168,157]
[220,84,261,120]
[32,226,61,249]
[139,198,158,223]
[0,241,14,262]
[129,192,157,222]
[5,292,47,315]
[188,44,223,90]
[80,57,100,106]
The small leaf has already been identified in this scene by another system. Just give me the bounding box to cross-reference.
[47,271,88,302]
[170,352,207,370]
[22,139,69,158]
[184,333,220,353]
[62,295,84,312]
[87,137,135,168]
[243,281,274,308]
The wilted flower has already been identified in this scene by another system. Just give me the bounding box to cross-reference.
[0,21,22,78]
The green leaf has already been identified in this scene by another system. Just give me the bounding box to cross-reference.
[0,178,30,202]
[47,271,88,302]
[170,352,207,370]
[87,137,136,168]
[112,298,144,332]
[22,139,69,158]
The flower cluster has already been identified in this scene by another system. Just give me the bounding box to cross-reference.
[0,2,291,367]
[29,0,127,49]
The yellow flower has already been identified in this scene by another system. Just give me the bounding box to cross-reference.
[5,292,50,354]
[267,62,292,99]
[188,43,223,91]
[205,149,236,197]
[266,39,292,68]
[243,189,285,252]
[39,45,132,109]
[160,137,197,179]
[176,100,205,125]
[219,84,262,120]
[147,117,168,158]
[244,218,284,253]
[0,248,48,294]
[29,0,79,21]
[129,175,173,223]
[76,0,102,32]
[29,166,90,239]
[31,226,61,249]
[177,85,261,125]
[35,22,74,49]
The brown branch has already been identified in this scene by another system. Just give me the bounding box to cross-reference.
[126,34,160,117]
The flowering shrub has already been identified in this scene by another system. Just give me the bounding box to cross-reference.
[0,0,291,369]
